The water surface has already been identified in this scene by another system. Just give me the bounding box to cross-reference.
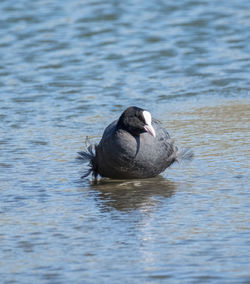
[0,0,250,283]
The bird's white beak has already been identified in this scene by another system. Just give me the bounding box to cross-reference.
[144,124,156,137]
[142,110,156,138]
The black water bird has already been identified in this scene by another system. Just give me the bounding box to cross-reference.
[78,106,193,179]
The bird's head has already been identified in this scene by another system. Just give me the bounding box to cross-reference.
[117,106,156,137]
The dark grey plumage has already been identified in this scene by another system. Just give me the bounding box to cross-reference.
[78,106,193,179]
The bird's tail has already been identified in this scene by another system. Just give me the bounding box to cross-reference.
[77,144,98,179]
[176,148,194,163]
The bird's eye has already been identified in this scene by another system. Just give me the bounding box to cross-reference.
[139,114,145,123]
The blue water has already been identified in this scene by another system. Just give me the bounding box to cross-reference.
[0,0,250,283]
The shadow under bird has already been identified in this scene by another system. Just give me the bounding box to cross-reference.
[78,106,193,179]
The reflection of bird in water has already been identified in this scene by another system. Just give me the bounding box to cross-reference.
[90,176,176,212]
[78,106,193,180]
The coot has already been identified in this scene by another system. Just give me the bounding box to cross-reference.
[78,106,193,179]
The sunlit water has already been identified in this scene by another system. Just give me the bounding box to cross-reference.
[0,0,250,283]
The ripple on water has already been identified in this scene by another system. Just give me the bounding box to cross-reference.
[0,0,250,283]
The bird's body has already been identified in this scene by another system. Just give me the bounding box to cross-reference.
[95,119,177,179]
[78,107,192,179]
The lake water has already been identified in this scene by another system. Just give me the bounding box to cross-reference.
[0,0,250,283]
